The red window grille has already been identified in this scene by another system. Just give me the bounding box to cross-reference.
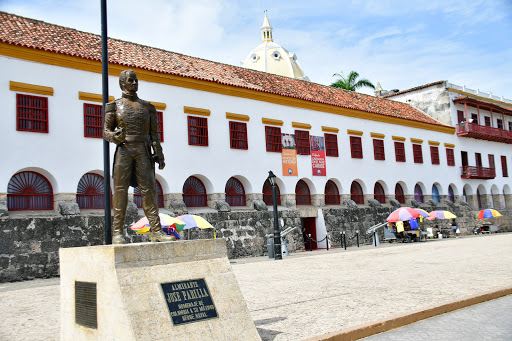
[446,148,455,166]
[394,142,406,162]
[374,182,386,203]
[263,179,281,206]
[16,94,48,133]
[84,103,103,138]
[295,130,310,155]
[188,116,208,146]
[182,176,207,207]
[76,173,107,209]
[265,126,282,152]
[373,139,385,160]
[134,180,164,208]
[157,111,164,142]
[225,177,246,206]
[324,133,339,157]
[395,183,405,204]
[350,136,363,159]
[350,181,364,204]
[501,156,508,177]
[324,180,340,205]
[412,144,423,163]
[7,171,53,210]
[430,146,440,165]
[229,121,248,150]
[295,180,311,205]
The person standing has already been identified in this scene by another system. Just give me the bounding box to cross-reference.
[451,219,458,238]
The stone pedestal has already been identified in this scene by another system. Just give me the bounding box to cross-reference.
[59,239,260,340]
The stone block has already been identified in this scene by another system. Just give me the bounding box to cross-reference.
[253,200,268,211]
[215,200,231,212]
[59,239,260,341]
[58,202,80,216]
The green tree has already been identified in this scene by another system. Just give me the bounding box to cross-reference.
[330,71,375,92]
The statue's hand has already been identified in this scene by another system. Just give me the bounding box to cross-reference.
[157,159,165,170]
[112,128,126,144]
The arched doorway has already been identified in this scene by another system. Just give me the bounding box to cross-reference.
[182,176,207,207]
[77,173,107,209]
[324,180,340,205]
[350,181,364,204]
[225,177,246,206]
[7,171,54,210]
[295,180,311,205]
[263,179,281,206]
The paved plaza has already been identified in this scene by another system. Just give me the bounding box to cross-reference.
[0,233,511,340]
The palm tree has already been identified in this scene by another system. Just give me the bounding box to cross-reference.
[330,71,375,92]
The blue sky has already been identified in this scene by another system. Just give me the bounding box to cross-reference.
[2,0,511,97]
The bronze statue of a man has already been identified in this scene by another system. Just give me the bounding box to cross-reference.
[104,69,173,243]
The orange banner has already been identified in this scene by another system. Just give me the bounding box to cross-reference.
[282,133,298,176]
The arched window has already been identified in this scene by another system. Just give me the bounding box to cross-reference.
[134,180,164,208]
[350,181,364,204]
[477,189,483,209]
[395,183,405,204]
[7,171,53,210]
[374,182,386,204]
[463,188,467,203]
[77,173,106,209]
[183,176,207,207]
[324,180,340,205]
[225,177,246,206]
[295,180,311,205]
[448,186,455,203]
[414,184,424,203]
[432,185,440,203]
[263,179,281,206]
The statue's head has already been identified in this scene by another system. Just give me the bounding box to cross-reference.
[119,69,138,93]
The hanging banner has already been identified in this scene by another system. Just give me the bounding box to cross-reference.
[310,136,326,176]
[281,133,298,176]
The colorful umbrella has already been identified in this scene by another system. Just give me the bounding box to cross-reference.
[427,210,457,220]
[130,213,185,239]
[176,214,216,238]
[386,207,421,222]
[476,209,502,219]
[414,208,431,218]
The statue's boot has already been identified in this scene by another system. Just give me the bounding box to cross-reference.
[112,228,127,244]
[150,229,176,242]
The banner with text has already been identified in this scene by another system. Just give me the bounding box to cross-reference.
[281,133,298,176]
[310,136,326,176]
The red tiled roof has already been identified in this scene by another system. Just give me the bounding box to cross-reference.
[0,11,450,128]
[382,81,446,98]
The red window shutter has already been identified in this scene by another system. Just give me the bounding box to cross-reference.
[324,180,340,205]
[374,182,385,203]
[488,154,495,169]
[265,126,282,152]
[295,130,310,155]
[225,177,246,206]
[457,110,465,123]
[395,183,405,204]
[263,179,281,205]
[16,94,49,133]
[295,180,311,205]
[324,133,339,157]
[229,121,248,150]
[501,156,508,177]
[350,136,363,159]
[182,176,207,207]
[413,144,423,163]
[373,139,385,160]
[350,181,364,204]
[484,116,491,126]
[430,146,440,165]
[157,111,164,142]
[7,171,53,210]
[187,116,208,146]
[83,103,103,138]
[446,148,455,166]
[394,142,406,162]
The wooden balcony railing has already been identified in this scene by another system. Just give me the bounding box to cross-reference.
[457,123,512,143]
[461,166,496,179]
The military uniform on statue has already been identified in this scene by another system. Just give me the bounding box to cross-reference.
[103,69,174,243]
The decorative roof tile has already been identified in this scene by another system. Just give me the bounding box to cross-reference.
[0,11,450,128]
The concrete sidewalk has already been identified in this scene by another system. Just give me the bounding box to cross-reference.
[1,234,511,341]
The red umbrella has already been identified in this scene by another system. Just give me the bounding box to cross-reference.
[386,207,421,222]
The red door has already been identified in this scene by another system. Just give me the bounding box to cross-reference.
[302,217,317,249]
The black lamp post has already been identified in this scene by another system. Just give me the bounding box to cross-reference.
[268,171,282,260]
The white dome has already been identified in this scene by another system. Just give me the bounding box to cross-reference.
[241,13,309,81]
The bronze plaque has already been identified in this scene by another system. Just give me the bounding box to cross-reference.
[75,281,97,329]
[161,279,218,325]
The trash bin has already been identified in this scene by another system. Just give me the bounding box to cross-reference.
[267,238,274,258]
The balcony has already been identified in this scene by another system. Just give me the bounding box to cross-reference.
[460,166,495,179]
[457,123,512,144]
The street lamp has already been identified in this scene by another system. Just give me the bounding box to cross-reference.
[268,171,282,260]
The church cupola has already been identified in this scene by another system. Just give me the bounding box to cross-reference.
[260,11,273,42]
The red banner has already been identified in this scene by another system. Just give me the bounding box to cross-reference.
[310,136,326,176]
